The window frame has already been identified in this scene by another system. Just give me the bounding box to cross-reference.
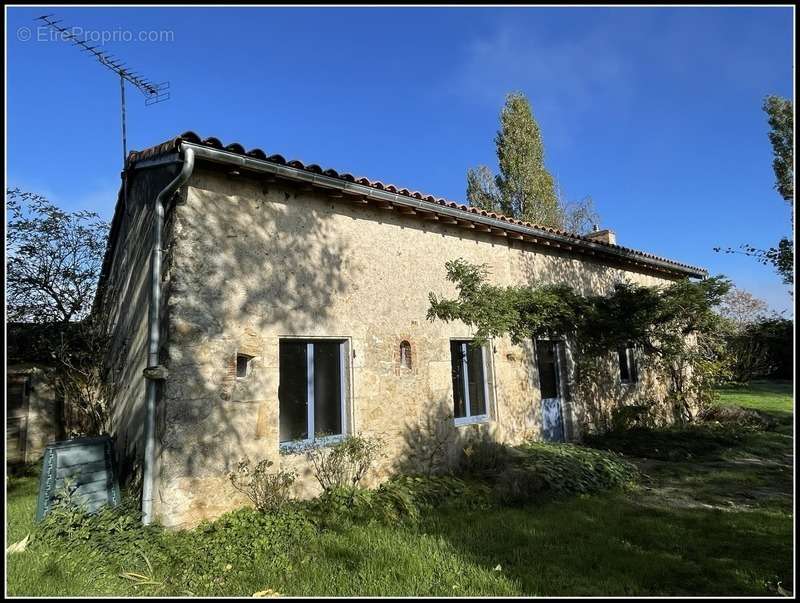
[235,353,253,379]
[278,338,349,452]
[450,339,492,427]
[618,345,639,385]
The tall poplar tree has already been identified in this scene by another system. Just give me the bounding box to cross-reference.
[466,92,562,228]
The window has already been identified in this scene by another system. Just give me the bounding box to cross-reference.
[535,340,561,399]
[279,340,346,445]
[450,340,489,425]
[236,354,253,378]
[618,346,638,384]
[399,340,412,370]
[7,375,29,416]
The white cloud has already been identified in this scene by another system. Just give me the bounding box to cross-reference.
[448,19,634,149]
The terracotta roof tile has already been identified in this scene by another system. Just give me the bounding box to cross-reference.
[126,131,706,276]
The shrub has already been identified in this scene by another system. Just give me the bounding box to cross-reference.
[696,404,776,431]
[228,458,296,513]
[385,474,492,512]
[459,438,515,478]
[610,403,657,431]
[165,507,314,595]
[35,486,164,568]
[35,480,316,596]
[493,442,639,505]
[306,434,383,492]
[585,423,745,461]
[301,475,492,529]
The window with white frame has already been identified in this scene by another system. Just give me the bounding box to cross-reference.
[449,340,490,424]
[618,345,639,384]
[279,339,347,444]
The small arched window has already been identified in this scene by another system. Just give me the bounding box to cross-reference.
[399,340,412,370]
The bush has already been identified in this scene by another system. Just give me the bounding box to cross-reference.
[696,404,776,431]
[610,403,657,431]
[35,483,158,557]
[493,442,639,505]
[724,318,793,382]
[228,458,296,513]
[35,481,315,596]
[382,475,492,513]
[459,438,515,478]
[301,475,492,529]
[306,434,383,492]
[585,423,745,461]
[165,507,314,595]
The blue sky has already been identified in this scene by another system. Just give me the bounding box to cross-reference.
[7,6,794,313]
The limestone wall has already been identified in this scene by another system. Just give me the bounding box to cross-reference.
[99,165,183,484]
[152,166,677,527]
[6,364,60,463]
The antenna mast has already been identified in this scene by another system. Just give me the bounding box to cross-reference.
[35,14,170,166]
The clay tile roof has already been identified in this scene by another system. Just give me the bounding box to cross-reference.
[125,132,707,276]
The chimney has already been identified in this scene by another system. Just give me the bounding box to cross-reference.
[586,227,616,245]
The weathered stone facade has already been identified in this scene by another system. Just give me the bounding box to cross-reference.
[6,364,61,464]
[99,143,701,528]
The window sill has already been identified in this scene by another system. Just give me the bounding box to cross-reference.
[279,434,345,455]
[454,415,490,427]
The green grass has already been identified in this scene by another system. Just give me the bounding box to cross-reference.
[6,380,794,596]
[716,380,793,414]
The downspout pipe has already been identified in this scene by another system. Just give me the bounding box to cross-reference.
[142,146,195,525]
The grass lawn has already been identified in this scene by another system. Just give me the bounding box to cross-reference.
[6,381,794,596]
[716,380,794,414]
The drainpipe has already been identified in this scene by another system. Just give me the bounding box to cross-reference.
[142,146,195,525]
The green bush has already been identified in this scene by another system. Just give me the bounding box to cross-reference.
[610,403,656,431]
[301,475,492,529]
[697,404,776,431]
[494,442,639,505]
[585,423,746,461]
[164,507,314,595]
[228,457,296,513]
[459,438,515,478]
[383,475,493,512]
[306,434,383,492]
[35,490,159,557]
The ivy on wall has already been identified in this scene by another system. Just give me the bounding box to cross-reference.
[428,259,732,423]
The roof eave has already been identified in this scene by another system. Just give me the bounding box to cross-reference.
[175,141,706,279]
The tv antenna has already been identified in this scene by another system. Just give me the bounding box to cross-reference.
[35,14,170,167]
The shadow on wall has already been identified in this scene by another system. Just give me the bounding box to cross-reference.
[393,396,505,478]
[155,172,351,498]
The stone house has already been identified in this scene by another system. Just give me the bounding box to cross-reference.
[95,131,706,528]
[6,324,65,464]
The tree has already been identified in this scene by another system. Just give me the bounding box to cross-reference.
[428,258,731,421]
[559,194,600,236]
[714,96,794,286]
[466,165,503,214]
[7,188,108,323]
[764,95,793,204]
[6,187,113,436]
[466,92,565,228]
[717,286,770,329]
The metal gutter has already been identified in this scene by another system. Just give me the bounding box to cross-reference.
[180,142,706,279]
[141,147,195,525]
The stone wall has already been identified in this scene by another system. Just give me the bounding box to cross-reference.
[98,165,183,484]
[7,364,60,463]
[148,166,678,528]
